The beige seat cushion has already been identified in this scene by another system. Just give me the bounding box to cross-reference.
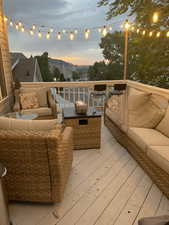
[147,146,169,174]
[156,106,169,138]
[20,88,48,107]
[0,117,59,131]
[128,127,169,152]
[20,92,39,110]
[21,107,52,117]
[128,98,165,128]
[105,108,121,127]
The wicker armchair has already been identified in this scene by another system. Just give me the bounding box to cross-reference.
[0,126,73,203]
[13,88,57,119]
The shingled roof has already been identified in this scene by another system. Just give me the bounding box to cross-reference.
[12,55,43,82]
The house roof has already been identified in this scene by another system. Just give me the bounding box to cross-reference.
[12,56,36,82]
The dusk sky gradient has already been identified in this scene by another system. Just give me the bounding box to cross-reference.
[4,0,125,65]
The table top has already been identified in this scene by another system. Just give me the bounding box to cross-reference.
[0,163,6,178]
[63,107,102,119]
[5,112,38,120]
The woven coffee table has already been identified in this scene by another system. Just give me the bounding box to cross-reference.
[63,107,101,150]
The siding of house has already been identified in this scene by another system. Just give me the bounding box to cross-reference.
[0,0,13,113]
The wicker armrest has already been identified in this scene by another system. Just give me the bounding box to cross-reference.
[47,127,73,202]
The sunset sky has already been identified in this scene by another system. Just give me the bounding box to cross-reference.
[4,0,125,65]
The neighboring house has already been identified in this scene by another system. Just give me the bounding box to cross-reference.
[11,54,43,82]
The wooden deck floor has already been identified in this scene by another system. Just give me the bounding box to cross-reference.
[9,124,169,225]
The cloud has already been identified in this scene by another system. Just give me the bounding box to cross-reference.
[4,0,124,65]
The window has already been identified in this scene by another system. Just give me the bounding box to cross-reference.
[0,48,7,100]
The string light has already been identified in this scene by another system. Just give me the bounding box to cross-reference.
[50,28,54,33]
[21,27,25,32]
[102,26,107,36]
[62,29,66,34]
[149,31,153,37]
[84,29,89,39]
[32,24,36,30]
[15,24,19,30]
[109,26,112,31]
[153,12,159,23]
[46,32,50,39]
[156,32,160,38]
[18,21,22,27]
[74,29,78,34]
[57,32,61,40]
[131,27,135,31]
[38,31,42,38]
[124,20,130,30]
[30,29,34,35]
[69,32,75,40]
[167,31,169,38]
[98,28,102,33]
[4,16,8,23]
[9,20,13,27]
[136,28,140,34]
[142,30,146,35]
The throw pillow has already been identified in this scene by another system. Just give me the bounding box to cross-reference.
[20,92,39,110]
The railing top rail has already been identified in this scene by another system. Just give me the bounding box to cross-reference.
[21,80,125,88]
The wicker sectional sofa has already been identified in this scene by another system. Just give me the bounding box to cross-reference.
[0,117,73,203]
[104,87,169,199]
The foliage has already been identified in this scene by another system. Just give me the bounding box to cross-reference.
[98,0,169,28]
[52,66,65,82]
[72,71,81,81]
[98,0,169,88]
[36,52,52,82]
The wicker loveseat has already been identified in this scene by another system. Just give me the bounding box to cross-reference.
[13,87,57,119]
[0,117,73,203]
[104,86,169,199]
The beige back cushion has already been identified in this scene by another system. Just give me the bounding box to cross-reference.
[128,97,166,129]
[0,117,59,131]
[128,88,150,110]
[20,88,49,107]
[156,106,169,138]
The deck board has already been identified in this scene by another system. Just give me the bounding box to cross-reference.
[9,125,169,225]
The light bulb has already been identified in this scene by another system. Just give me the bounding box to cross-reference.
[167,31,169,37]
[57,32,61,40]
[38,31,42,38]
[85,29,89,39]
[21,27,25,32]
[32,24,36,30]
[102,26,107,36]
[74,29,78,34]
[46,32,50,39]
[50,28,54,33]
[62,29,66,33]
[109,26,112,31]
[149,31,153,37]
[153,12,159,23]
[120,24,124,29]
[142,30,146,35]
[136,28,140,34]
[131,27,135,31]
[124,22,130,30]
[4,16,8,23]
[15,24,19,30]
[70,32,74,40]
[98,28,102,33]
[156,32,160,38]
[9,20,13,26]
[18,21,22,27]
[30,29,34,35]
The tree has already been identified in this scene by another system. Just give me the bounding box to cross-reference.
[98,0,169,88]
[53,67,62,81]
[98,0,169,28]
[72,71,80,81]
[36,52,52,82]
